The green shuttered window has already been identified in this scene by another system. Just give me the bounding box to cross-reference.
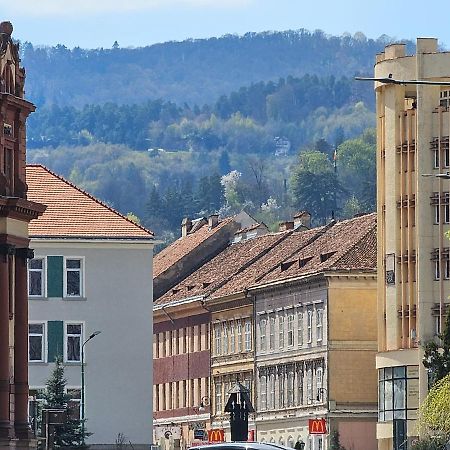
[47,256,63,298]
[47,320,64,363]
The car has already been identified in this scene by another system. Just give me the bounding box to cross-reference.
[192,442,296,450]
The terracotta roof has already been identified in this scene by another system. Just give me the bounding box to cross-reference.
[212,226,326,298]
[26,165,154,239]
[254,213,376,286]
[155,231,289,306]
[153,217,234,278]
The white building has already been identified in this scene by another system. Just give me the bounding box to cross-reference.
[26,164,155,447]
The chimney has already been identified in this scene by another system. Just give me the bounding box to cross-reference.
[293,211,311,229]
[181,217,192,237]
[278,221,294,232]
[208,214,219,230]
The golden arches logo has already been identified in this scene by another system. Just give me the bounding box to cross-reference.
[208,429,225,442]
[308,419,326,435]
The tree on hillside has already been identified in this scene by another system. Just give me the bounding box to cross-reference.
[38,357,85,448]
[290,151,344,224]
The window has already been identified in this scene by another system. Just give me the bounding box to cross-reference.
[260,375,267,410]
[260,318,267,351]
[297,312,303,347]
[269,373,275,409]
[279,315,285,348]
[306,368,313,404]
[287,314,294,346]
[67,388,81,420]
[29,323,45,362]
[230,322,235,354]
[279,371,285,408]
[316,309,323,343]
[445,260,450,280]
[435,204,440,224]
[378,367,416,421]
[307,310,313,344]
[65,323,82,362]
[215,382,222,414]
[65,258,83,297]
[287,371,294,406]
[28,258,45,297]
[269,317,275,350]
[436,260,441,280]
[237,321,242,352]
[316,367,323,402]
[297,369,303,405]
[223,323,229,354]
[214,324,222,356]
[244,321,251,351]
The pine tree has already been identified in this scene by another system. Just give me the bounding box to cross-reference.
[39,357,85,448]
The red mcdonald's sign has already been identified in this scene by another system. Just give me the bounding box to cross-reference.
[308,418,327,435]
[208,429,225,442]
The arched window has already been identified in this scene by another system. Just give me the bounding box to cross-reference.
[3,65,14,94]
[279,437,285,446]
[288,436,295,448]
[270,437,275,444]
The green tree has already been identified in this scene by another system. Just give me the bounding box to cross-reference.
[290,151,343,224]
[39,357,85,448]
[423,309,450,387]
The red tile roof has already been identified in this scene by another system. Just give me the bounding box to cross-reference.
[254,213,376,286]
[26,165,154,240]
[156,213,376,307]
[155,231,290,306]
[153,217,234,278]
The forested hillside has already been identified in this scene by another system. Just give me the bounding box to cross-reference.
[24,29,407,245]
[21,30,413,107]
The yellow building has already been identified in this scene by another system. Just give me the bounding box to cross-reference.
[375,38,450,450]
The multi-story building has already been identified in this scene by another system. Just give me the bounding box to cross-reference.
[375,38,450,450]
[0,21,46,448]
[26,164,155,447]
[154,212,378,450]
[252,214,378,450]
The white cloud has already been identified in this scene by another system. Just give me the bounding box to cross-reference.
[4,0,252,16]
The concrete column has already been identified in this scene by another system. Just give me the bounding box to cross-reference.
[0,246,12,439]
[14,249,33,439]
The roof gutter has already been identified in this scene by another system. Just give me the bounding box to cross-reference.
[153,294,204,312]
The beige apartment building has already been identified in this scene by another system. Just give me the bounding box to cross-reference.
[376,38,450,450]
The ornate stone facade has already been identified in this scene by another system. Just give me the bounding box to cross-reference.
[0,21,45,448]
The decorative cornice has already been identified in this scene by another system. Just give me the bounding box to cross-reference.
[0,243,15,256]
[15,247,33,260]
[0,196,46,221]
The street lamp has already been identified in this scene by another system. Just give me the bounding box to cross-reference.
[81,331,101,447]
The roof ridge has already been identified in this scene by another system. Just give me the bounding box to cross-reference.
[27,164,154,236]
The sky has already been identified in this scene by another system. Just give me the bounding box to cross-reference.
[3,0,450,50]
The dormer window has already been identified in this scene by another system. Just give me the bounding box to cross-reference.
[320,251,336,263]
[280,260,296,272]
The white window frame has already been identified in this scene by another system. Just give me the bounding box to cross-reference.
[279,314,285,348]
[307,310,313,344]
[214,324,222,356]
[244,321,252,351]
[316,309,323,343]
[269,373,275,409]
[260,375,267,410]
[64,321,84,363]
[223,323,229,355]
[215,381,222,414]
[237,321,242,352]
[28,257,46,297]
[306,368,313,404]
[287,371,295,406]
[230,322,235,354]
[287,314,294,347]
[64,256,85,298]
[269,316,275,350]
[28,321,46,363]
[66,387,82,420]
[297,312,303,347]
[260,318,267,351]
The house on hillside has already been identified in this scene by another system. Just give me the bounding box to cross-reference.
[26,164,155,448]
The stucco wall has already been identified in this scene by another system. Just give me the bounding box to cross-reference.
[28,242,154,446]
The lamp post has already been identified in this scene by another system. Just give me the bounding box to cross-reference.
[81,331,101,447]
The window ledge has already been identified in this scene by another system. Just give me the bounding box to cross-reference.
[29,361,48,365]
[29,296,48,301]
[63,296,87,301]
